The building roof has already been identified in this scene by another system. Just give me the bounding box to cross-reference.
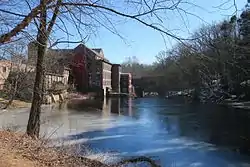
[92,48,102,54]
[28,42,117,68]
[75,44,104,60]
[112,64,121,66]
[50,44,109,64]
[101,59,113,65]
[51,49,74,53]
[78,45,112,65]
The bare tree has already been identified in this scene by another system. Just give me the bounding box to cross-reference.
[0,0,205,137]
[0,40,33,109]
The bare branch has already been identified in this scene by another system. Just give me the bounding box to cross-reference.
[0,0,54,44]
[0,9,27,17]
[54,2,189,41]
[47,0,62,35]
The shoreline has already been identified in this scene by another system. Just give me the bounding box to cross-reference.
[0,130,159,167]
[0,92,94,111]
[0,98,31,110]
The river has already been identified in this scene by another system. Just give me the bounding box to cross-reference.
[0,97,250,167]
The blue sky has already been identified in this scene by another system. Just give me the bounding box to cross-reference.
[57,0,247,65]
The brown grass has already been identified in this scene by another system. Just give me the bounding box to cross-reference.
[0,98,31,109]
[0,151,37,167]
[0,131,160,167]
[0,131,109,167]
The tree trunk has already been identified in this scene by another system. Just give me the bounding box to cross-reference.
[26,0,47,138]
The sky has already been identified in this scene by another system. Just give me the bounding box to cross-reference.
[56,0,247,65]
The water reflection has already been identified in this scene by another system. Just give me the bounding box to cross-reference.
[175,104,250,154]
[1,97,250,167]
[66,97,250,155]
[110,98,135,117]
[62,98,250,166]
[110,98,120,114]
[68,97,135,117]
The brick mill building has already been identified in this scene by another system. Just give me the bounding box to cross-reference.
[27,42,122,97]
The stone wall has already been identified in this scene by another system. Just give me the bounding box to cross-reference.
[0,61,11,90]
[42,70,70,104]
[44,69,69,93]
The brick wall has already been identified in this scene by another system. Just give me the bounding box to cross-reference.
[27,42,121,96]
[120,73,132,94]
[111,64,121,93]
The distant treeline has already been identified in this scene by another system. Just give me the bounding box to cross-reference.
[122,8,250,102]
